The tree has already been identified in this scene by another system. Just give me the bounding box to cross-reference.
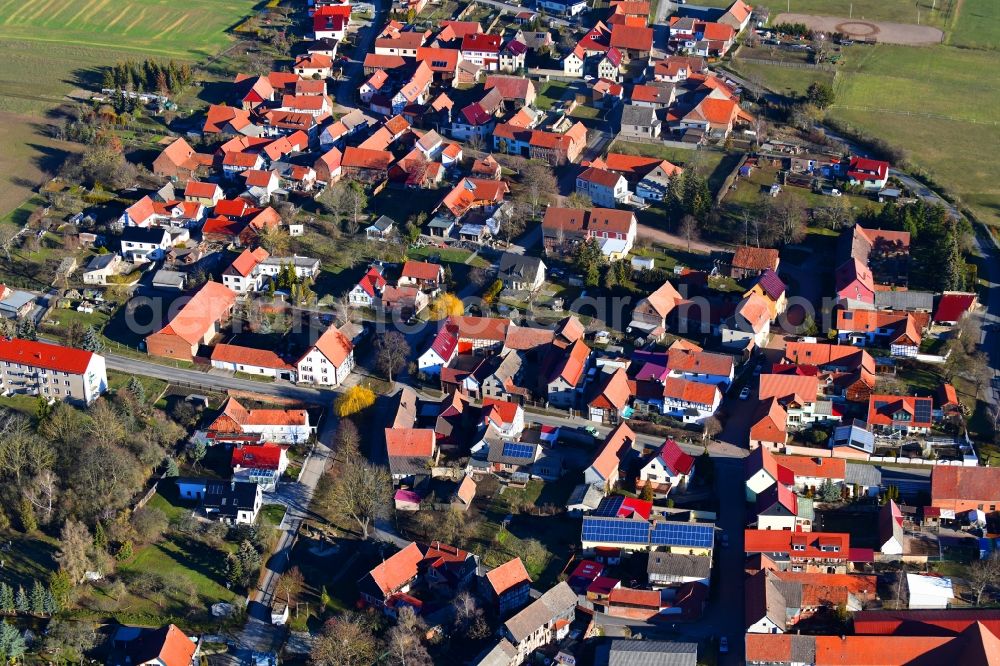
[335,419,361,458]
[187,440,207,469]
[469,267,487,287]
[56,520,93,585]
[326,460,391,539]
[131,507,168,544]
[80,326,102,352]
[375,331,410,382]
[14,587,27,613]
[258,224,290,255]
[312,614,379,666]
[806,82,835,109]
[0,585,11,613]
[344,182,369,235]
[820,478,841,503]
[639,483,654,502]
[335,385,376,417]
[969,553,1000,605]
[0,621,25,662]
[483,279,504,304]
[164,457,179,477]
[24,469,60,525]
[514,161,557,219]
[679,214,699,253]
[801,315,819,336]
[564,192,592,209]
[388,606,432,666]
[126,376,146,403]
[429,293,464,320]
[275,566,304,604]
[30,580,46,615]
[574,237,604,287]
[452,590,484,636]
[42,618,97,663]
[702,416,723,441]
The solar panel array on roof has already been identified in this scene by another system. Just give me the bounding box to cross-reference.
[581,517,650,544]
[591,495,625,518]
[502,442,535,460]
[650,521,715,548]
[914,398,932,424]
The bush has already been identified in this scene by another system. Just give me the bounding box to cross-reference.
[334,385,376,417]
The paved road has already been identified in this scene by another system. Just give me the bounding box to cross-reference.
[102,352,336,402]
[971,227,1000,422]
[477,0,570,26]
[334,0,390,107]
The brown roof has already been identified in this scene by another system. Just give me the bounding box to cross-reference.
[578,166,624,188]
[932,466,1000,504]
[486,557,531,596]
[456,475,476,504]
[484,75,535,101]
[607,587,662,608]
[732,246,780,271]
[342,147,394,170]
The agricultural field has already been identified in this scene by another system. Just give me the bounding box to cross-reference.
[0,0,257,218]
[947,0,1000,49]
[827,44,1000,226]
[695,0,954,28]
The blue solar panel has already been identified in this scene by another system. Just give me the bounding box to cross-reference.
[502,442,535,459]
[591,496,625,517]
[650,521,714,548]
[581,517,651,545]
[914,399,932,424]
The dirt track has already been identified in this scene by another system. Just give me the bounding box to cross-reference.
[774,13,944,45]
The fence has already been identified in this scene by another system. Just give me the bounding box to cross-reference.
[612,132,697,151]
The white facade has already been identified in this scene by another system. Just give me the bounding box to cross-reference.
[296,346,354,387]
[222,271,265,294]
[906,574,953,609]
[662,389,721,425]
[639,455,694,491]
[563,51,584,76]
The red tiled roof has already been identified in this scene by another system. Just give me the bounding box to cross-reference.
[853,609,1000,637]
[931,466,1000,504]
[228,247,270,277]
[486,557,531,596]
[232,443,285,470]
[439,178,509,217]
[589,422,635,481]
[484,75,534,101]
[385,428,435,458]
[446,315,510,342]
[184,181,219,199]
[368,542,424,596]
[610,24,653,51]
[658,439,695,475]
[482,398,520,427]
[867,394,934,429]
[342,147,394,170]
[666,348,734,377]
[310,325,353,367]
[749,398,788,446]
[590,367,632,410]
[608,587,662,608]
[0,338,94,374]
[744,530,850,560]
[758,374,819,405]
[152,281,236,346]
[364,53,407,70]
[548,338,590,387]
[774,455,846,481]
[935,292,977,323]
[577,166,623,188]
[211,343,291,370]
[662,377,718,407]
[461,33,501,53]
[401,260,443,281]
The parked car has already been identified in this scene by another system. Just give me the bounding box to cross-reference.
[739,386,751,400]
[719,637,729,653]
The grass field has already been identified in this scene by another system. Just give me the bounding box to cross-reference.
[0,112,82,221]
[947,0,1000,49]
[727,60,834,98]
[696,0,953,28]
[828,44,1000,226]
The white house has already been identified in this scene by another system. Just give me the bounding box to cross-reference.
[638,439,695,496]
[665,349,735,388]
[418,326,459,376]
[744,446,787,502]
[564,48,584,77]
[222,248,270,294]
[661,377,721,425]
[576,167,629,208]
[296,325,355,387]
[82,254,124,285]
[231,444,289,492]
[207,397,313,445]
[879,500,905,556]
[120,227,170,263]
[258,255,322,280]
[498,254,546,292]
[203,480,262,525]
[349,266,387,308]
[482,398,525,439]
[210,344,296,380]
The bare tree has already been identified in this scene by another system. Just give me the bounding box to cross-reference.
[312,614,379,666]
[335,419,361,458]
[968,553,1000,605]
[702,416,723,441]
[332,294,354,326]
[0,413,51,481]
[275,566,304,605]
[679,214,699,252]
[24,469,60,525]
[375,331,411,382]
[326,460,391,539]
[388,606,432,666]
[55,520,93,584]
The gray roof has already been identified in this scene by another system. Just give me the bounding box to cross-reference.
[567,483,604,510]
[499,253,545,282]
[621,104,658,128]
[152,270,186,287]
[834,423,875,454]
[874,290,934,312]
[388,455,431,477]
[474,638,517,666]
[0,291,36,311]
[600,639,698,666]
[845,462,882,488]
[86,253,118,270]
[646,552,711,579]
[260,255,320,269]
[789,635,817,664]
[487,438,538,465]
[428,215,456,229]
[504,581,576,644]
[368,215,395,232]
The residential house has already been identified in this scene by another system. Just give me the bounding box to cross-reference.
[0,337,107,405]
[296,324,354,387]
[544,338,591,409]
[576,167,629,207]
[661,378,721,424]
[581,515,716,555]
[437,178,510,219]
[758,374,824,430]
[731,246,780,279]
[482,398,526,439]
[210,344,295,380]
[843,156,890,190]
[341,147,394,183]
[753,482,809,531]
[835,259,876,309]
[836,309,924,357]
[647,552,711,588]
[146,282,236,361]
[631,82,675,109]
[542,207,638,259]
[152,137,211,180]
[386,428,439,484]
[484,557,532,616]
[775,455,881,498]
[493,122,589,166]
[743,530,850,574]
[461,33,502,70]
[499,40,527,73]
[665,348,735,387]
[744,445,793,501]
[749,397,789,451]
[619,104,660,141]
[584,422,635,487]
[495,582,577,665]
[349,265,387,308]
[610,24,654,63]
[312,4,349,40]
[203,480,262,525]
[231,444,288,491]
[498,254,546,292]
[82,254,124,285]
[744,269,787,320]
[399,260,445,289]
[206,397,312,445]
[719,0,753,32]
[379,285,429,317]
[934,292,979,325]
[419,325,460,376]
[366,215,396,241]
[721,292,771,350]
[931,466,1000,514]
[588,367,632,424]
[638,439,695,495]
[293,53,332,78]
[106,624,199,666]
[222,248,270,293]
[537,0,587,15]
[867,394,934,434]
[782,341,876,403]
[120,227,170,263]
[314,147,342,185]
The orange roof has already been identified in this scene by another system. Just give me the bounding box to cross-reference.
[701,21,735,41]
[243,170,276,187]
[295,52,332,69]
[210,397,308,432]
[204,104,252,133]
[549,338,591,387]
[758,374,819,405]
[228,247,270,277]
[578,166,623,188]
[610,24,653,51]
[211,343,292,370]
[663,377,718,406]
[309,325,353,367]
[696,97,743,126]
[401,260,443,282]
[153,281,236,346]
[642,280,685,318]
[439,178,509,217]
[783,342,875,374]
[368,542,424,596]
[613,0,651,15]
[666,349,734,378]
[744,530,849,560]
[482,398,520,427]
[602,153,682,180]
[608,587,662,608]
[456,475,476,504]
[148,625,198,666]
[774,455,846,480]
[590,367,632,411]
[813,635,952,665]
[750,397,787,444]
[725,0,753,23]
[415,47,461,72]
[486,557,531,596]
[777,570,876,608]
[446,315,510,342]
[385,428,436,458]
[732,246,779,271]
[158,137,197,169]
[342,147,394,170]
[589,422,635,481]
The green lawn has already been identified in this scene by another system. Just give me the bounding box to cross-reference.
[827,44,1000,226]
[535,81,572,110]
[261,504,287,528]
[948,0,1000,49]
[726,60,834,98]
[0,532,60,590]
[107,370,169,404]
[697,0,953,28]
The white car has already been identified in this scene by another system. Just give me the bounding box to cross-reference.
[739,386,751,400]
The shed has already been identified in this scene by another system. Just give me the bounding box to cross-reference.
[906,573,953,609]
[152,270,188,290]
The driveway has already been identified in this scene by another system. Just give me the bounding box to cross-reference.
[637,223,728,254]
